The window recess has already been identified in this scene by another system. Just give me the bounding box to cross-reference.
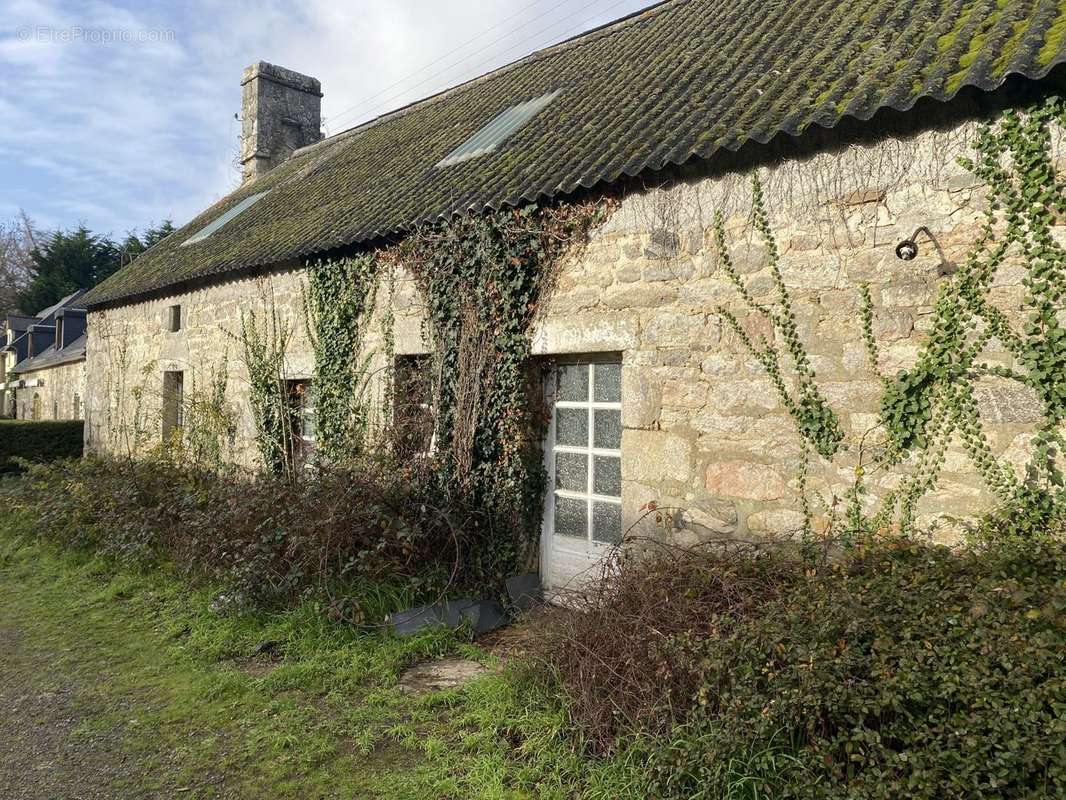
[162,370,184,437]
[165,304,182,332]
[393,355,436,458]
[287,379,316,467]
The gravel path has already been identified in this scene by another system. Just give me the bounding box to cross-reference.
[0,624,172,800]
[0,549,419,799]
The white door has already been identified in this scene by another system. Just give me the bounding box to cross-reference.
[542,359,622,596]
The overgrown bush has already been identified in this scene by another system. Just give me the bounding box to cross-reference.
[542,544,804,748]
[541,538,1066,798]
[2,455,514,614]
[0,420,84,473]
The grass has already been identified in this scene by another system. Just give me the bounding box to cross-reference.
[4,460,1063,799]
[0,506,591,799]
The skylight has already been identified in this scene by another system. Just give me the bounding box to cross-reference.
[436,90,560,168]
[181,192,268,247]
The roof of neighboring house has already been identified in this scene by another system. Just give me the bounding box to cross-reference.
[35,290,87,319]
[4,315,38,332]
[83,0,1066,309]
[6,291,88,374]
[12,334,87,374]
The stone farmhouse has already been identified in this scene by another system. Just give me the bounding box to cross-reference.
[80,0,1066,592]
[1,290,87,421]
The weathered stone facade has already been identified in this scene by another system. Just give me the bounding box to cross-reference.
[86,93,1065,586]
[85,270,313,459]
[14,359,86,421]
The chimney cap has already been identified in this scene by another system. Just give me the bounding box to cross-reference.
[241,61,322,97]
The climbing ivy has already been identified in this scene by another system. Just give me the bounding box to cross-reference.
[177,354,238,471]
[718,96,1066,538]
[304,254,381,462]
[237,303,297,480]
[881,96,1066,529]
[294,198,608,582]
[397,199,611,575]
[715,176,844,460]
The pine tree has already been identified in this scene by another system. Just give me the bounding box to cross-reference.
[16,219,175,313]
[17,227,119,313]
[118,220,175,267]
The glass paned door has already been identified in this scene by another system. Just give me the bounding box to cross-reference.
[548,361,622,550]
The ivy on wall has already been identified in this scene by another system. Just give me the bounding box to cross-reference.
[237,302,297,479]
[715,177,844,461]
[717,95,1066,538]
[395,200,612,574]
[276,199,611,581]
[881,96,1066,533]
[178,355,238,471]
[304,253,383,463]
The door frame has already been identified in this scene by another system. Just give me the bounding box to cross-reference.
[539,354,623,596]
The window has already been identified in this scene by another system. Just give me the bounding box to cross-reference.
[165,305,182,332]
[548,360,622,545]
[180,192,268,246]
[162,371,184,438]
[287,380,316,466]
[52,399,58,419]
[31,393,41,421]
[436,90,560,168]
[393,355,435,457]
[73,392,81,420]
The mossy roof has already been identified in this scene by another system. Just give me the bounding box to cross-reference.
[84,0,1066,309]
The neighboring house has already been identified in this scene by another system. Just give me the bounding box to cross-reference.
[80,0,1066,592]
[0,314,36,416]
[1,291,87,421]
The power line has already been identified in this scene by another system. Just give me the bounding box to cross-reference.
[326,0,637,133]
[325,0,575,130]
[325,0,588,131]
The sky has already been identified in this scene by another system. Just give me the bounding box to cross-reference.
[0,0,653,240]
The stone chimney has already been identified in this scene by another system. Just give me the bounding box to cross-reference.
[240,62,323,184]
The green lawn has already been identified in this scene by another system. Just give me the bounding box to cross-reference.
[0,522,587,799]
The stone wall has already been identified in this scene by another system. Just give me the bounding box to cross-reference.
[14,359,86,421]
[544,96,1063,545]
[86,90,1065,554]
[84,270,314,461]
[1,348,16,417]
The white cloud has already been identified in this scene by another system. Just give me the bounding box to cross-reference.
[0,0,651,237]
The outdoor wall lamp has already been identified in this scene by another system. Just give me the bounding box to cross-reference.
[894,225,957,275]
[895,226,934,261]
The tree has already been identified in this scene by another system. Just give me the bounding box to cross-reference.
[15,218,175,314]
[17,227,120,313]
[118,220,175,267]
[0,212,39,316]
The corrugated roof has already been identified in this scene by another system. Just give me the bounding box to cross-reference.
[83,0,1066,308]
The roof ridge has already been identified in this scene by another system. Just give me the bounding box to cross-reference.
[83,0,1066,309]
[295,0,682,157]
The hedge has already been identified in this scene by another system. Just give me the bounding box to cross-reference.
[0,420,84,473]
[545,538,1066,799]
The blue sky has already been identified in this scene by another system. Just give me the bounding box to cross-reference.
[0,0,652,239]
